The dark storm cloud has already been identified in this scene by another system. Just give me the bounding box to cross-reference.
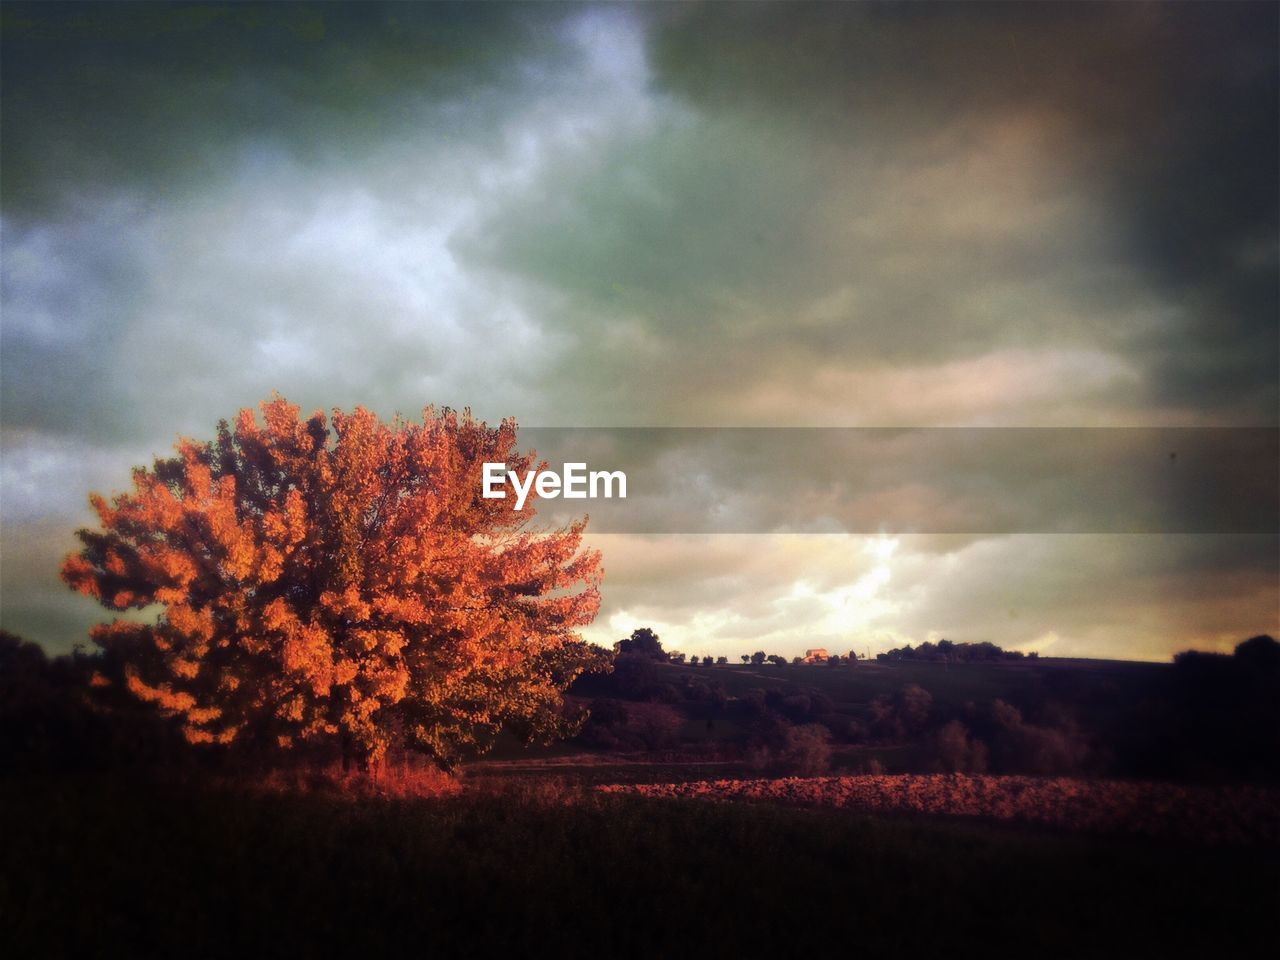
[643,1,1279,420]
[0,1,555,214]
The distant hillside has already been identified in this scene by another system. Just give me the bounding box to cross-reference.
[562,639,1279,783]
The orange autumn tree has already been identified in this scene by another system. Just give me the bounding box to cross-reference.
[62,396,606,769]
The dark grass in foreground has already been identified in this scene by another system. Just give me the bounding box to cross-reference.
[4,778,1277,958]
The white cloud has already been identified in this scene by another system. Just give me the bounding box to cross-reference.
[581,533,1278,662]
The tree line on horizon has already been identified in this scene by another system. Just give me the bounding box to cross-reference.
[4,624,1279,781]
[614,627,1032,667]
[584,627,1280,781]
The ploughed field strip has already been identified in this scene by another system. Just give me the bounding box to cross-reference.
[599,774,1280,845]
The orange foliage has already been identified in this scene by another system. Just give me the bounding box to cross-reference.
[62,395,607,768]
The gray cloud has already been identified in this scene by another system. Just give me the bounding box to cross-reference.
[643,1,1279,421]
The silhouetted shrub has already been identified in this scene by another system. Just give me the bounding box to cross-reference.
[869,683,934,740]
[780,724,832,775]
[1234,634,1280,672]
[0,631,189,773]
[1158,634,1280,781]
[653,683,682,704]
[742,710,831,775]
[609,653,659,697]
[579,699,682,751]
[843,718,869,744]
[981,699,1089,775]
[808,691,835,715]
[581,697,629,743]
[780,694,812,721]
[934,720,988,773]
[679,676,727,705]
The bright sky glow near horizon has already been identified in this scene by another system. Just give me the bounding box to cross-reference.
[1,2,1277,660]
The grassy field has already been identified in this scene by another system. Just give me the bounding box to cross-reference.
[4,651,1274,955]
[4,776,1277,958]
[656,657,1166,711]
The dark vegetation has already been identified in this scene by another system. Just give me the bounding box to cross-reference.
[0,630,192,775]
[5,628,1279,783]
[564,629,1280,783]
[4,627,1279,955]
[877,638,1037,661]
[3,776,1276,958]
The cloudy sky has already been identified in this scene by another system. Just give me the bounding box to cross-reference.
[2,1,1276,660]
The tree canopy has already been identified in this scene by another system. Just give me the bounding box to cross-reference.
[614,627,666,660]
[62,396,606,769]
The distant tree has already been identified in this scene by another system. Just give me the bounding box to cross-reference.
[670,652,687,665]
[792,656,804,665]
[895,683,934,733]
[869,683,934,740]
[740,654,751,664]
[1164,634,1280,781]
[982,699,1088,775]
[767,655,788,667]
[750,651,767,666]
[877,640,1024,663]
[745,716,831,775]
[61,396,606,771]
[781,723,832,775]
[615,627,667,660]
[716,656,729,666]
[1235,634,1280,671]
